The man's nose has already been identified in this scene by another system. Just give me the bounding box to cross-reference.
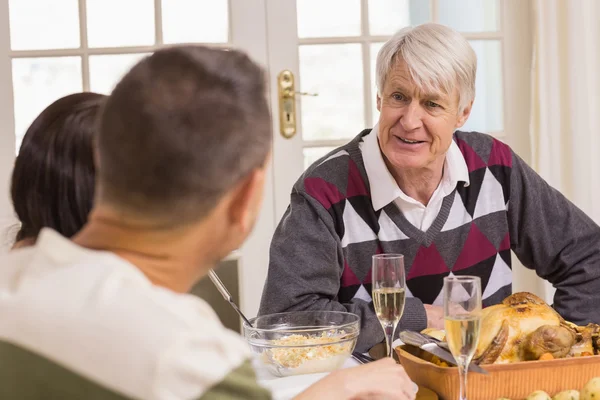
[399,102,424,131]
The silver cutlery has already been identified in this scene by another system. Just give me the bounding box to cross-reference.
[208,269,253,327]
[352,352,376,364]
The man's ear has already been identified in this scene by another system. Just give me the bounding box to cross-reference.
[226,168,265,233]
[455,100,473,129]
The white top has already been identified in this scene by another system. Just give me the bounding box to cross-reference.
[360,124,470,231]
[0,228,256,400]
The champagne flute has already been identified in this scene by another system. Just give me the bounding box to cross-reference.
[443,276,482,400]
[372,254,406,358]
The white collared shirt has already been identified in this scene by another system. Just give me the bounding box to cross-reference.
[360,124,470,231]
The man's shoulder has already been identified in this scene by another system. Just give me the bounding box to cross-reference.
[453,130,514,169]
[294,130,370,198]
[0,245,256,399]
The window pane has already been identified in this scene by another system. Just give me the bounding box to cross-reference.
[9,0,80,50]
[86,0,155,47]
[12,57,82,150]
[370,42,384,124]
[368,0,430,36]
[299,44,364,140]
[297,0,361,38]
[438,0,499,32]
[461,40,503,133]
[90,53,149,95]
[304,147,338,170]
[162,0,228,44]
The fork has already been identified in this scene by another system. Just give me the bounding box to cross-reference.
[351,352,376,364]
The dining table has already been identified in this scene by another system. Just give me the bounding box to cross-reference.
[254,356,360,400]
[254,339,438,400]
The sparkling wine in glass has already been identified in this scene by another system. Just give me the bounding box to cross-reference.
[443,276,482,400]
[372,254,406,358]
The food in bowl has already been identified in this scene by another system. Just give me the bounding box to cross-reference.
[244,311,360,377]
[263,331,354,372]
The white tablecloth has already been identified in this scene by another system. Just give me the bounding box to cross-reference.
[255,357,360,400]
[255,340,412,400]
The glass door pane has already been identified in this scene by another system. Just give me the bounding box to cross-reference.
[86,0,155,47]
[8,0,80,50]
[89,53,150,94]
[299,44,365,140]
[297,0,361,38]
[162,0,229,44]
[12,57,83,150]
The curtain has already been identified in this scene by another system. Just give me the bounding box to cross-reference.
[529,0,600,302]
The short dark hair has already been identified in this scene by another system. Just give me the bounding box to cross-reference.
[97,46,271,225]
[11,92,106,241]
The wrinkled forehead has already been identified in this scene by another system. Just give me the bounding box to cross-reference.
[387,56,458,101]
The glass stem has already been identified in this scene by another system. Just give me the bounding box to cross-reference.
[382,322,397,358]
[458,363,468,400]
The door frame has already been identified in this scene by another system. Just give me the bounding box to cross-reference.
[265,0,305,224]
[226,0,276,318]
[0,1,17,237]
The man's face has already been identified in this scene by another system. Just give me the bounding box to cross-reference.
[376,60,472,171]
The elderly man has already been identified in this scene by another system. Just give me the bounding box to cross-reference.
[0,47,416,399]
[260,22,600,353]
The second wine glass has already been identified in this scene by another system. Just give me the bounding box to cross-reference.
[372,253,406,358]
[443,275,482,400]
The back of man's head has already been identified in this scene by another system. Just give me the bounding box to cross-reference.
[96,46,271,227]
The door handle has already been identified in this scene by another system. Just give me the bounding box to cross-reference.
[277,70,317,139]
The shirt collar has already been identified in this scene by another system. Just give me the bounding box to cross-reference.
[360,124,470,211]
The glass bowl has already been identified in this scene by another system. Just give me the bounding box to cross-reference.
[243,310,360,377]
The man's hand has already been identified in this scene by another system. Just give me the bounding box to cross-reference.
[424,303,469,329]
[294,358,416,400]
[424,304,444,329]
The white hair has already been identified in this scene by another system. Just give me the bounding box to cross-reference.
[376,23,477,112]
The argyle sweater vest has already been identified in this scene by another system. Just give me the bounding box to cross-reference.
[303,130,513,307]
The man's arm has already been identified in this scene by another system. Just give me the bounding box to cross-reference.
[259,190,427,352]
[508,151,600,324]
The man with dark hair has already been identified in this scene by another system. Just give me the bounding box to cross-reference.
[0,46,415,400]
[97,47,273,226]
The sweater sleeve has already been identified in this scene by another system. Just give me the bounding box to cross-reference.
[259,189,427,353]
[508,151,600,324]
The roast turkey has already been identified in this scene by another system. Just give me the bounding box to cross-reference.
[423,292,599,364]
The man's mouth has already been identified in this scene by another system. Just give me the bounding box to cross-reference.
[397,136,425,144]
